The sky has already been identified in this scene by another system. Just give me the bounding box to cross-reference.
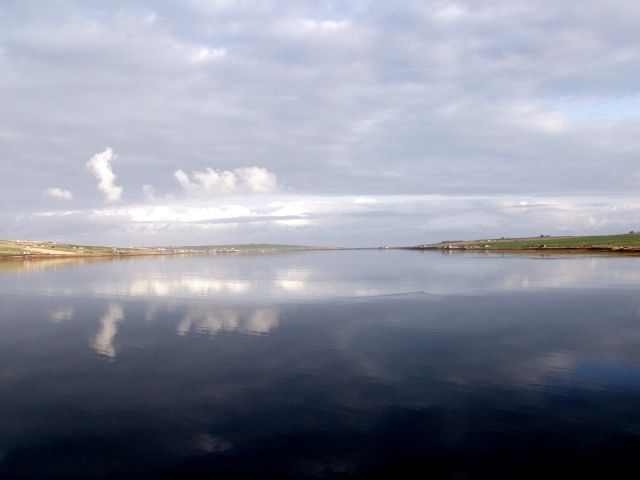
[2,0,640,247]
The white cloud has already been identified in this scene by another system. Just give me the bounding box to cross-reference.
[35,210,79,217]
[234,167,279,193]
[274,218,311,227]
[95,204,255,223]
[433,4,466,22]
[174,166,278,197]
[45,187,73,200]
[188,46,226,63]
[142,184,156,201]
[298,19,350,33]
[143,12,157,25]
[86,148,123,202]
[23,192,640,248]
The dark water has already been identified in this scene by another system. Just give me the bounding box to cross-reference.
[2,250,640,478]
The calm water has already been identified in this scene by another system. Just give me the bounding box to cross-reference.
[2,250,640,478]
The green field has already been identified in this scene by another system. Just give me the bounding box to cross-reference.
[424,233,640,250]
[0,246,22,255]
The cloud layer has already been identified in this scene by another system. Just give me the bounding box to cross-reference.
[1,1,640,244]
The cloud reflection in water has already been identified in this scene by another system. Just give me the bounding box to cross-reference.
[177,307,279,336]
[7,253,640,305]
[49,306,74,323]
[90,304,125,358]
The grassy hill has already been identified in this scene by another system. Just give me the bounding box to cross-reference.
[415,233,640,251]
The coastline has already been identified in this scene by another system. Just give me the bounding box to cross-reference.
[0,241,338,260]
[405,232,640,255]
[6,233,640,259]
[404,245,640,255]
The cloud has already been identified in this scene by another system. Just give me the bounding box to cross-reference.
[279,18,351,35]
[86,148,123,202]
[45,187,73,200]
[142,184,156,201]
[77,193,640,246]
[174,166,278,197]
[2,2,640,244]
[433,3,466,22]
[188,46,226,63]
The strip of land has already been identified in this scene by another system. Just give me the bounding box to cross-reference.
[6,233,640,258]
[409,233,640,253]
[0,240,319,258]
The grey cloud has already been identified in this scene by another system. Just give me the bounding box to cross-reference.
[2,1,640,244]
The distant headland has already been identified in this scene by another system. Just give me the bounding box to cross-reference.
[408,232,640,254]
[0,240,321,258]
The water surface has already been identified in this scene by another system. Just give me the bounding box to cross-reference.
[2,250,640,478]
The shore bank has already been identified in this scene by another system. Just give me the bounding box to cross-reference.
[0,240,321,259]
[408,233,640,255]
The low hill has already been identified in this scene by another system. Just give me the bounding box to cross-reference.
[0,240,321,258]
[412,233,640,252]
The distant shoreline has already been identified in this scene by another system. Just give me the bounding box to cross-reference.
[6,233,640,259]
[407,232,640,255]
[0,240,333,259]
